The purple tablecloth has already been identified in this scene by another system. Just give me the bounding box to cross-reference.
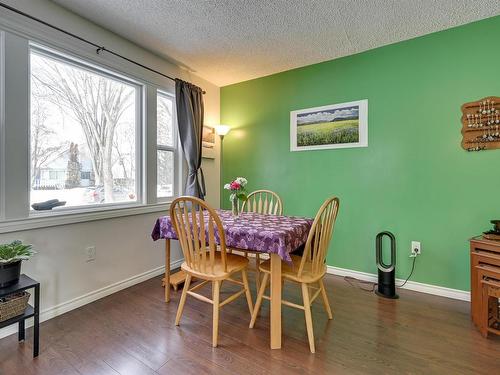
[151,210,313,262]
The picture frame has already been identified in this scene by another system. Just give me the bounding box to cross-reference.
[290,99,368,151]
[202,125,216,159]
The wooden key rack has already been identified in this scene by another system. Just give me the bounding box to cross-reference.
[461,96,500,152]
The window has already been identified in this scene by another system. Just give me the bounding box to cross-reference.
[0,30,183,227]
[156,92,175,199]
[30,48,141,210]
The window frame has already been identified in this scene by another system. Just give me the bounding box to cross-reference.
[0,30,5,221]
[156,90,179,202]
[28,44,145,213]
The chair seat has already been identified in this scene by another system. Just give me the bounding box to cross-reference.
[258,254,326,283]
[181,252,249,280]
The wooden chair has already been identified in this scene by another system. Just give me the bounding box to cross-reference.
[239,190,283,290]
[171,196,254,347]
[249,197,340,353]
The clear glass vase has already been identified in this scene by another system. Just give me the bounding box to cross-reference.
[231,195,240,217]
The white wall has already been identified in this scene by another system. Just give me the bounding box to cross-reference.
[0,0,220,337]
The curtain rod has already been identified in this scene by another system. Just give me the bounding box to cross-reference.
[0,2,206,94]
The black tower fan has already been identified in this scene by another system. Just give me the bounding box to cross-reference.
[375,231,398,299]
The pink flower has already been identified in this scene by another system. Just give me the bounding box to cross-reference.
[230,181,241,190]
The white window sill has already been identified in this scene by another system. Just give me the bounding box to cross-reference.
[0,203,172,234]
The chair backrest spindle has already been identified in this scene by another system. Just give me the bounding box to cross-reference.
[242,189,283,215]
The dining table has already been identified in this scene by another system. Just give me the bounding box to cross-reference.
[151,209,314,349]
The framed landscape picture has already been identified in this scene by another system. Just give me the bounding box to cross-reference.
[290,99,368,151]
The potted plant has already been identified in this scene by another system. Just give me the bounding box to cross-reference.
[0,241,35,288]
[224,177,248,216]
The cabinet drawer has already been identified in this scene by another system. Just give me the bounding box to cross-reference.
[471,240,500,254]
[475,264,500,279]
[471,250,500,268]
[488,286,500,298]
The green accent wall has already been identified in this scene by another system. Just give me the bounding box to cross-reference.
[220,16,500,291]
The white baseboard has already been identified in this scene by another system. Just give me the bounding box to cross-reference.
[327,265,470,302]
[0,259,182,340]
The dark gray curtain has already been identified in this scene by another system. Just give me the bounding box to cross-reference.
[175,79,206,199]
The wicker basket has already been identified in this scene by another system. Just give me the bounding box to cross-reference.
[0,292,30,322]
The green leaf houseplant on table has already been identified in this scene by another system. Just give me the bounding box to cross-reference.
[0,240,35,288]
[224,177,248,216]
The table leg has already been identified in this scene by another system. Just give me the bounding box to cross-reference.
[34,284,40,357]
[165,239,171,303]
[270,253,282,349]
[18,319,25,342]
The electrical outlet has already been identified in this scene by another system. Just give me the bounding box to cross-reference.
[411,241,421,257]
[86,246,96,262]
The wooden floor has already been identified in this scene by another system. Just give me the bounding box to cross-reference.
[0,272,499,375]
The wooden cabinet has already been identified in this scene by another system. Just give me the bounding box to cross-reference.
[470,236,500,336]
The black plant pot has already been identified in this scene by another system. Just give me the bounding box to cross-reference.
[0,260,22,288]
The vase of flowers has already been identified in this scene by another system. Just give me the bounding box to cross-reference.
[224,177,248,216]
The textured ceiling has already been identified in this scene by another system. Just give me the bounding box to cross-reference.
[51,0,500,86]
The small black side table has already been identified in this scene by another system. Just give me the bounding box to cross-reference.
[0,274,40,357]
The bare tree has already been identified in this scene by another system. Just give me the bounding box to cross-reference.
[112,122,135,183]
[31,53,134,201]
[30,96,68,186]
[157,95,173,146]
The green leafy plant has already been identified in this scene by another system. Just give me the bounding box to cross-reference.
[0,240,35,264]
